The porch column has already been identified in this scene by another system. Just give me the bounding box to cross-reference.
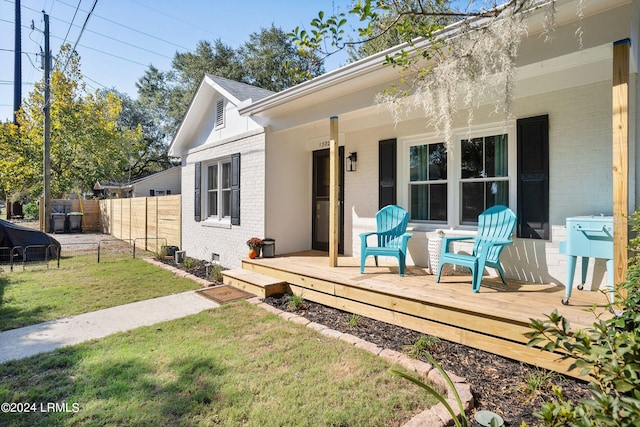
[329,116,339,267]
[612,38,630,294]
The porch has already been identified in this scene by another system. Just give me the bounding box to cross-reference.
[225,251,610,379]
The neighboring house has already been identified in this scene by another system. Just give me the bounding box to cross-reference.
[169,0,639,292]
[93,167,181,199]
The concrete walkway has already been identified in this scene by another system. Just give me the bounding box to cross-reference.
[0,290,219,364]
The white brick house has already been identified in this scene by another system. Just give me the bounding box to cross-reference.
[170,0,639,293]
[169,75,274,268]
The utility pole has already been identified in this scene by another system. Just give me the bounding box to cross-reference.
[13,0,21,124]
[43,11,51,233]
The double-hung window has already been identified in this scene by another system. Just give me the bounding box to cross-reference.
[206,159,231,220]
[408,142,447,221]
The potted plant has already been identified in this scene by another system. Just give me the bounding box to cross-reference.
[246,237,264,259]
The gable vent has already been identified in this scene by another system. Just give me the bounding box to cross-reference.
[215,99,224,128]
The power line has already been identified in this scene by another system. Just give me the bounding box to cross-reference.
[56,0,193,52]
[60,0,81,47]
[60,0,98,73]
[13,1,175,63]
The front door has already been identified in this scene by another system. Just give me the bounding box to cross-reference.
[312,147,344,253]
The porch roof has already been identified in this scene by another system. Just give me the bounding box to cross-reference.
[238,0,632,130]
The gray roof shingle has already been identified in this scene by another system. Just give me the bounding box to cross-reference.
[206,74,275,103]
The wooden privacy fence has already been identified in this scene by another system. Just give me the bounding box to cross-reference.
[99,195,181,253]
[40,199,101,231]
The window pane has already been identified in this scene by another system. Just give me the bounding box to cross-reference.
[462,181,509,223]
[486,181,509,207]
[430,184,447,220]
[461,182,484,223]
[222,190,230,217]
[485,135,508,177]
[410,145,428,181]
[222,162,231,189]
[410,184,428,220]
[461,138,483,178]
[208,190,218,216]
[410,143,447,182]
[410,183,447,221]
[208,165,217,190]
[429,143,447,180]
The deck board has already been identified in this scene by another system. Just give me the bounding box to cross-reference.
[242,250,610,377]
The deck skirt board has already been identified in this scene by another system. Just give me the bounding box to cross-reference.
[242,251,609,378]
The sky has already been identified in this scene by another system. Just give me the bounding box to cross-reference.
[0,0,356,122]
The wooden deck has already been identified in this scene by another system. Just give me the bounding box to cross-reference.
[233,251,610,379]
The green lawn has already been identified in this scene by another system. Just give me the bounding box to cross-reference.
[0,257,201,331]
[0,302,438,427]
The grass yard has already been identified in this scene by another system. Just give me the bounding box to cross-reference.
[0,257,202,331]
[0,302,438,427]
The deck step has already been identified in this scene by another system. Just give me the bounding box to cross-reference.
[222,269,288,298]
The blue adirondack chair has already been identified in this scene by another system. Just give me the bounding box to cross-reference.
[436,205,517,292]
[360,205,413,276]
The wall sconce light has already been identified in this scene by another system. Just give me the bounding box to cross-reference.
[347,152,358,172]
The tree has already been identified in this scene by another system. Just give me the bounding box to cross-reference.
[0,45,143,201]
[289,0,578,147]
[113,91,175,180]
[136,39,243,140]
[345,0,455,62]
[238,24,324,91]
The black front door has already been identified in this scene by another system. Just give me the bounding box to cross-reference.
[312,147,344,253]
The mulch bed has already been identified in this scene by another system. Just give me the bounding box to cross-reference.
[161,257,593,426]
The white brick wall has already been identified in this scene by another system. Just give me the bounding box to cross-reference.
[181,129,266,269]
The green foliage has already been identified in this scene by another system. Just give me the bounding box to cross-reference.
[403,335,441,359]
[521,369,559,401]
[111,91,175,179]
[391,350,468,427]
[207,264,225,283]
[346,313,361,328]
[288,0,498,78]
[0,45,143,200]
[21,201,39,220]
[287,293,307,311]
[182,257,197,269]
[526,211,640,426]
[240,25,324,91]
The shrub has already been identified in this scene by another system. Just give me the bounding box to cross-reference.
[287,293,306,311]
[182,257,197,269]
[207,264,225,283]
[154,246,168,260]
[22,201,39,219]
[526,211,640,426]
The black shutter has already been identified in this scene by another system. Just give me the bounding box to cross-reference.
[194,162,201,222]
[379,139,397,209]
[230,153,240,225]
[517,115,549,239]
